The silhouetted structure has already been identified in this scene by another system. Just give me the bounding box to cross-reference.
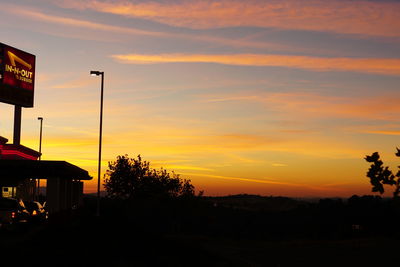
[0,42,92,217]
[0,136,91,214]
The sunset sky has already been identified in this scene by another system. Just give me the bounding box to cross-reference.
[1,0,400,197]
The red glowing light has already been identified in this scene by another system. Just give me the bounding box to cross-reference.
[1,149,38,160]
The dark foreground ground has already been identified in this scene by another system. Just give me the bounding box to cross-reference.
[1,195,400,267]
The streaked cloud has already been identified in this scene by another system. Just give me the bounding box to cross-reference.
[2,4,167,37]
[200,91,400,121]
[272,163,288,167]
[106,131,282,154]
[181,173,346,193]
[53,0,400,37]
[363,130,400,136]
[162,165,214,172]
[262,93,400,121]
[52,76,95,89]
[111,53,400,76]
[183,173,305,187]
[1,4,301,52]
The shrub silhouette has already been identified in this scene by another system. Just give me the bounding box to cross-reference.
[104,154,195,199]
[365,149,400,198]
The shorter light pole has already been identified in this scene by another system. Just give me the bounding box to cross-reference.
[37,117,43,199]
[90,70,104,217]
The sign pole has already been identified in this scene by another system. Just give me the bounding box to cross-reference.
[13,105,21,145]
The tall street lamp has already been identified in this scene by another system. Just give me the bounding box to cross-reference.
[38,117,43,158]
[37,117,43,199]
[90,70,104,217]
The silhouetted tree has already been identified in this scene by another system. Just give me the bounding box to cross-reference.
[365,149,400,198]
[104,154,196,199]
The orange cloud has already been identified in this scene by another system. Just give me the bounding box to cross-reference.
[265,93,400,121]
[202,91,400,121]
[104,126,366,160]
[363,130,400,136]
[181,173,350,194]
[52,76,95,89]
[2,4,168,37]
[111,53,400,76]
[2,4,302,52]
[54,0,400,37]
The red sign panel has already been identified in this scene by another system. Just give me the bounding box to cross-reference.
[0,43,35,107]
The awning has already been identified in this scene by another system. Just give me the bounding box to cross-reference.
[0,160,92,180]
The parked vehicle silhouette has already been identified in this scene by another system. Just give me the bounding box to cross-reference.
[25,201,48,222]
[0,198,30,228]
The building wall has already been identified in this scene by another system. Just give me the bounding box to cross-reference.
[1,178,35,201]
[47,178,84,214]
[16,179,36,201]
[0,137,88,214]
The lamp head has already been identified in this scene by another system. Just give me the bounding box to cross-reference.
[38,117,43,121]
[90,70,103,76]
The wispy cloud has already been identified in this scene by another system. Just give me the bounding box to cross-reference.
[111,53,400,76]
[163,165,214,172]
[184,173,304,186]
[181,173,346,192]
[272,163,288,167]
[2,5,168,37]
[53,0,400,37]
[2,4,302,52]
[108,131,282,154]
[52,76,95,89]
[204,91,400,121]
[363,130,400,136]
[261,93,400,121]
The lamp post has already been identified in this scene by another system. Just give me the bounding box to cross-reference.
[90,70,104,217]
[37,117,43,199]
[38,117,43,158]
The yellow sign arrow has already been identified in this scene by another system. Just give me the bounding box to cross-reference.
[7,51,32,70]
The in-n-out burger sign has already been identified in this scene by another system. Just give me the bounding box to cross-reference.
[5,51,34,84]
[0,43,35,107]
